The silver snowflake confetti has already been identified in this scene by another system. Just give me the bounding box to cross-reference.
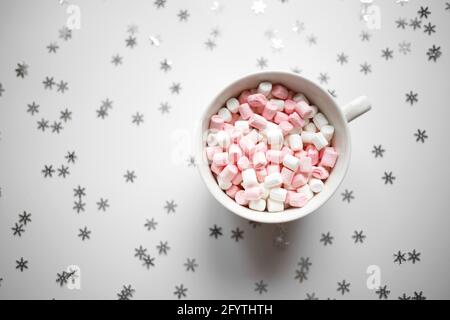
[341,189,354,203]
[427,45,442,62]
[111,54,123,66]
[399,41,412,55]
[209,224,223,239]
[144,218,158,231]
[97,198,109,211]
[414,129,428,143]
[231,228,244,242]
[372,145,385,158]
[124,170,137,183]
[164,200,177,213]
[159,102,171,114]
[177,10,190,22]
[47,42,59,53]
[337,280,351,295]
[132,112,144,126]
[256,57,268,69]
[254,280,268,294]
[406,91,418,105]
[174,284,188,299]
[352,230,366,244]
[376,285,391,300]
[16,257,28,272]
[15,62,29,78]
[78,227,91,241]
[382,172,396,185]
[184,258,198,272]
[160,59,172,72]
[320,232,334,246]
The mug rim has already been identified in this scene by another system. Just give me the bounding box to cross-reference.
[197,71,352,224]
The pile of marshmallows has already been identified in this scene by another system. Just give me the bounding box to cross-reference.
[205,82,338,213]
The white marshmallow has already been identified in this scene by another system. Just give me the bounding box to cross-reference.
[217,177,232,190]
[218,107,232,123]
[266,129,284,149]
[206,132,218,146]
[260,183,270,200]
[216,130,231,148]
[242,169,258,188]
[293,93,310,104]
[267,199,284,212]
[226,98,240,113]
[313,113,329,130]
[288,134,303,151]
[249,199,266,212]
[234,120,250,134]
[297,184,314,200]
[257,82,273,96]
[312,132,329,150]
[270,188,288,202]
[299,156,313,173]
[301,131,315,144]
[304,122,317,132]
[264,172,283,189]
[283,154,300,171]
[246,129,259,144]
[321,125,335,142]
[270,99,285,111]
[309,179,324,193]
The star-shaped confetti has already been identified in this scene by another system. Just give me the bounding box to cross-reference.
[352,230,366,244]
[341,189,354,203]
[59,26,72,41]
[154,0,166,9]
[423,23,436,35]
[169,82,182,94]
[418,6,431,19]
[164,200,177,213]
[231,228,244,242]
[12,223,25,237]
[125,36,137,48]
[78,227,91,241]
[18,211,32,225]
[73,200,86,214]
[144,218,158,231]
[337,53,349,65]
[15,62,29,78]
[47,42,59,53]
[320,232,333,246]
[254,280,268,294]
[42,165,55,178]
[408,249,421,264]
[414,129,428,143]
[382,171,396,185]
[174,284,188,299]
[117,285,135,300]
[97,198,109,211]
[184,258,198,272]
[27,102,40,115]
[372,145,385,158]
[51,121,63,134]
[406,91,418,105]
[209,224,223,239]
[396,18,408,29]
[142,255,155,269]
[427,45,442,62]
[376,285,391,299]
[57,165,70,178]
[177,10,190,22]
[156,241,170,255]
[409,18,422,30]
[160,59,172,72]
[360,62,372,75]
[399,41,411,55]
[111,54,123,66]
[56,80,68,93]
[159,102,171,114]
[381,48,394,60]
[132,112,144,126]
[124,170,137,183]
[337,280,351,295]
[16,257,28,272]
[60,109,72,122]
[134,245,147,260]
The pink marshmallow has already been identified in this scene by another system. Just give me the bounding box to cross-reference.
[255,142,268,154]
[229,144,243,164]
[238,103,254,120]
[279,121,294,136]
[291,174,308,188]
[253,152,267,169]
[206,146,222,161]
[235,190,249,206]
[281,146,294,158]
[209,115,224,131]
[267,164,281,175]
[320,147,338,168]
[226,185,240,199]
[299,156,313,173]
[272,84,289,100]
[312,166,329,180]
[218,164,238,182]
[210,163,225,175]
[274,111,289,124]
[247,94,268,110]
[232,172,243,185]
[288,112,305,128]
[245,186,264,201]
[262,102,278,120]
[239,137,256,155]
[289,193,309,208]
[284,100,297,115]
[238,90,251,104]
[306,145,319,165]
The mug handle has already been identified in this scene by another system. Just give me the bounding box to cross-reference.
[341,96,372,123]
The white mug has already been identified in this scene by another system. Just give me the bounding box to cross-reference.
[197,72,371,224]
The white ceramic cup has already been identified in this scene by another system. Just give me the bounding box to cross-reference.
[197,72,371,224]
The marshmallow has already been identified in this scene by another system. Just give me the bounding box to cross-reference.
[262,102,278,120]
[266,150,283,164]
[239,137,256,155]
[249,114,268,130]
[309,178,324,193]
[218,107,232,123]
[283,154,300,171]
[279,121,294,136]
[266,129,284,149]
[245,186,264,201]
[284,100,297,114]
[237,156,250,171]
[253,152,267,169]
[267,164,281,174]
[312,166,329,180]
[269,99,285,111]
[242,169,258,188]
[295,101,314,119]
[235,190,249,206]
[247,94,268,110]
[249,199,266,212]
[213,152,229,166]
[209,115,224,131]
[320,147,338,168]
[238,103,254,120]
[257,82,273,96]
[312,132,329,151]
[310,105,319,118]
[301,131,315,144]
[264,172,283,189]
[274,111,289,124]
[206,132,218,147]
[217,177,232,190]
[291,174,308,188]
[234,120,250,133]
[304,122,317,133]
[226,185,240,198]
[313,113,329,129]
[281,167,295,185]
[272,84,289,100]
[260,183,270,199]
[238,90,251,104]
[297,184,314,200]
[270,188,288,202]
[288,134,303,151]
[293,93,310,104]
[299,156,313,173]
[321,125,335,142]
[289,112,305,128]
[232,172,243,185]
[306,145,319,165]
[289,193,309,208]
[216,130,231,148]
[229,144,243,164]
[218,164,238,182]
[267,199,284,212]
[226,98,240,114]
